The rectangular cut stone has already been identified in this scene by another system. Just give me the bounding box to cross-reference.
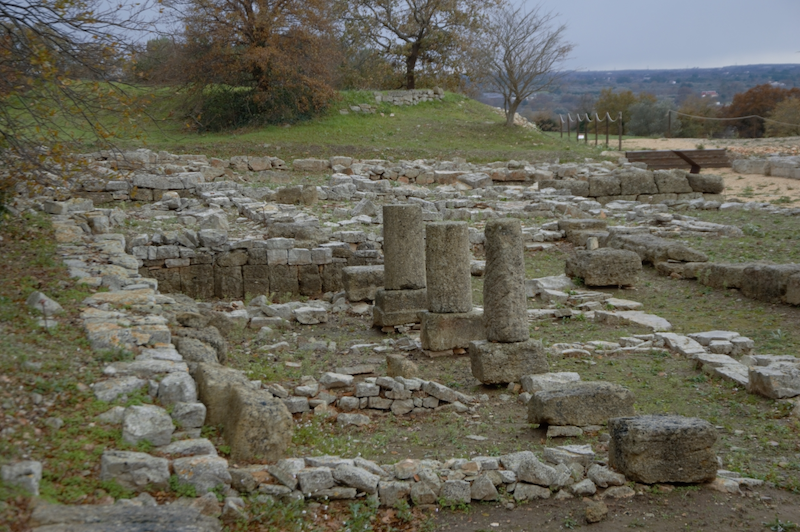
[420,310,485,351]
[342,265,384,302]
[528,381,635,427]
[225,386,292,462]
[608,415,717,484]
[372,288,427,327]
[468,339,548,384]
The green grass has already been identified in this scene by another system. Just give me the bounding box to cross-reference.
[62,87,609,164]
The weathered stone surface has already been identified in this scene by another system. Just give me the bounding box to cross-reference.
[513,483,551,501]
[587,464,626,488]
[297,467,335,494]
[173,337,219,366]
[1,461,42,495]
[26,291,64,316]
[741,264,800,303]
[608,415,717,484]
[470,474,499,501]
[589,175,621,197]
[172,455,232,493]
[171,402,207,429]
[543,444,595,469]
[29,502,221,532]
[122,405,174,447]
[747,365,800,399]
[333,465,380,494]
[426,222,472,313]
[422,381,458,403]
[337,413,371,427]
[372,288,427,326]
[654,169,693,194]
[585,501,609,523]
[521,372,581,393]
[565,249,642,287]
[157,372,198,406]
[383,204,426,290]
[687,173,725,194]
[91,376,147,402]
[386,354,419,379]
[225,385,293,462]
[192,363,251,426]
[606,233,708,265]
[342,265,384,302]
[483,218,528,342]
[469,339,548,384]
[617,168,658,196]
[594,310,672,332]
[100,450,170,491]
[440,480,471,505]
[159,438,217,457]
[517,454,570,487]
[378,481,411,507]
[528,382,635,427]
[420,310,484,351]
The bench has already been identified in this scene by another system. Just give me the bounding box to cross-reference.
[625,149,730,174]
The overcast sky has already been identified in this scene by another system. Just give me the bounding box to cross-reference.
[525,0,800,71]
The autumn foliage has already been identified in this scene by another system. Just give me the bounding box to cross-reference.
[177,0,341,130]
[724,84,800,138]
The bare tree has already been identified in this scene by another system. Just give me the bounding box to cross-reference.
[345,0,495,90]
[0,0,156,203]
[480,3,573,127]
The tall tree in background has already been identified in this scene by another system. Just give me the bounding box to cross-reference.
[594,89,656,134]
[765,98,800,137]
[0,0,152,203]
[175,0,341,129]
[345,0,495,90]
[677,95,723,138]
[478,3,573,127]
[724,84,800,138]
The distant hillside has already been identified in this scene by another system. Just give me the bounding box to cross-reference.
[478,64,800,119]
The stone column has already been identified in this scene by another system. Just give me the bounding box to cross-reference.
[373,204,428,328]
[469,218,547,383]
[420,221,484,352]
[483,218,528,342]
[383,204,426,290]
[425,222,472,313]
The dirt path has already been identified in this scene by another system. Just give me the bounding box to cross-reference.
[609,136,800,204]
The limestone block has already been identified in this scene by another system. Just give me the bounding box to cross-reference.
[192,363,251,427]
[372,288,427,326]
[654,169,693,194]
[608,415,717,484]
[420,310,485,351]
[172,455,232,494]
[528,381,635,426]
[425,222,472,313]
[224,385,293,462]
[100,450,170,491]
[687,173,724,194]
[293,158,329,172]
[565,249,641,287]
[741,264,800,303]
[747,365,800,399]
[469,339,548,385]
[588,175,621,197]
[122,405,174,447]
[214,266,243,299]
[617,168,658,195]
[1,461,42,496]
[521,372,582,393]
[342,265,384,302]
[269,264,299,296]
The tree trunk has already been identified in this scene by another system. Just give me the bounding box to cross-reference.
[505,98,520,127]
[405,43,420,90]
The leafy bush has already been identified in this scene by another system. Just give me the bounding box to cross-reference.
[766,97,800,137]
[628,99,680,137]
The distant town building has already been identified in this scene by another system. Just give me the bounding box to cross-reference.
[701,91,719,98]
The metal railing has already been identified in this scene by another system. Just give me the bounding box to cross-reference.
[559,112,623,150]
